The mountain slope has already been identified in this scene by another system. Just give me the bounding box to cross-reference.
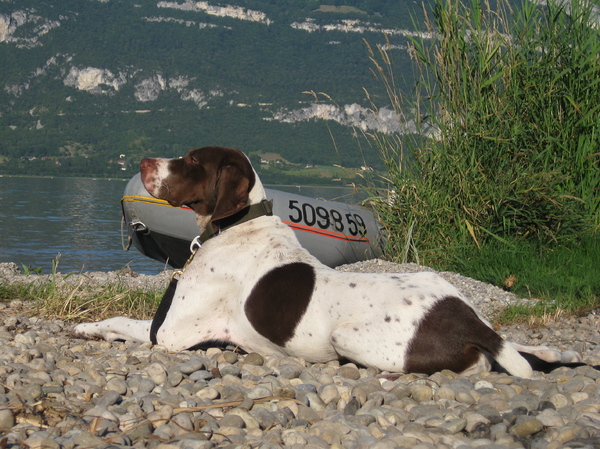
[0,0,425,179]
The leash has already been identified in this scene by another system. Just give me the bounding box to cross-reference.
[149,199,273,345]
[170,236,203,282]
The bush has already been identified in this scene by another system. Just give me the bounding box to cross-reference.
[366,0,600,266]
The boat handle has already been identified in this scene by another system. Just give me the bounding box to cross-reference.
[121,216,148,251]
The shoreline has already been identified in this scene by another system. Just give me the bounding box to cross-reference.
[0,174,362,189]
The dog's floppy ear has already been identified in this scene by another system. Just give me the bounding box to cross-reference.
[211,159,255,223]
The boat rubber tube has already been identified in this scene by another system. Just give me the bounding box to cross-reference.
[121,173,385,269]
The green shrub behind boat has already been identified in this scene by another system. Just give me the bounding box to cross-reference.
[367,0,600,265]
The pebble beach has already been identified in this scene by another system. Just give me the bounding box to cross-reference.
[0,261,599,449]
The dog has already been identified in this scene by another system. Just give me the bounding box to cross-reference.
[73,146,588,377]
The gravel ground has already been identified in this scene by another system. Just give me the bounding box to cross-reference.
[0,260,599,449]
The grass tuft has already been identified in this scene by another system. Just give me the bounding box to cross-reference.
[0,278,164,322]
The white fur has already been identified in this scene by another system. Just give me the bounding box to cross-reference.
[142,158,170,197]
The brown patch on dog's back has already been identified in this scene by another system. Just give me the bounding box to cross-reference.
[245,263,315,347]
[404,296,503,374]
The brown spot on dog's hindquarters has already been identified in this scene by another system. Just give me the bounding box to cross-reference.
[404,296,503,374]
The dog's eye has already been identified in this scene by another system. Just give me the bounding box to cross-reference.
[188,155,198,163]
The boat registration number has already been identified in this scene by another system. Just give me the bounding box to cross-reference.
[287,200,367,236]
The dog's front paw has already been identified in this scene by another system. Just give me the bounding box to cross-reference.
[71,322,103,340]
[71,317,151,343]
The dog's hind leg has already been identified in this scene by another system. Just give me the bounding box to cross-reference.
[72,318,151,343]
[329,296,534,376]
[329,321,408,373]
[509,342,583,364]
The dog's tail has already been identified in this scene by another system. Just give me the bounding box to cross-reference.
[491,346,600,375]
[508,352,598,374]
[492,341,534,378]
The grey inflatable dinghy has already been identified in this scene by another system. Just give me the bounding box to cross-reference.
[121,173,385,268]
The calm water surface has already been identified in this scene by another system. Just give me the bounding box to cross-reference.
[0,176,363,275]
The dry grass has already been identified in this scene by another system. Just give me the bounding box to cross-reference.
[1,278,163,322]
[526,307,566,329]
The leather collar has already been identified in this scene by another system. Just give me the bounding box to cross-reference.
[199,199,273,243]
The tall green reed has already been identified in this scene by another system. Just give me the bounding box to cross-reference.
[366,0,600,265]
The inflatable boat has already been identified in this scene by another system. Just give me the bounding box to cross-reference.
[121,173,385,268]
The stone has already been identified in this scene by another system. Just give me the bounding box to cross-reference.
[176,439,214,449]
[127,418,154,441]
[441,418,466,434]
[277,364,303,379]
[219,414,245,428]
[536,408,565,427]
[1,263,599,449]
[282,429,307,445]
[223,351,239,364]
[106,377,128,395]
[510,417,544,437]
[351,382,382,404]
[244,353,265,366]
[0,407,15,431]
[146,362,168,385]
[410,384,433,402]
[24,433,60,449]
[455,390,476,405]
[549,393,571,409]
[297,404,321,422]
[228,409,261,429]
[338,365,361,380]
[69,430,106,448]
[344,397,360,416]
[465,412,490,433]
[319,384,341,405]
[250,407,278,430]
[147,404,173,428]
[95,389,121,407]
[196,386,219,400]
[179,358,205,374]
[247,385,271,399]
[434,386,455,401]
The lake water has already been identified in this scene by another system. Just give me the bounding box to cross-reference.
[0,176,365,275]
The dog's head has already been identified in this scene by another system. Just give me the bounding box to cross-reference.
[140,146,256,229]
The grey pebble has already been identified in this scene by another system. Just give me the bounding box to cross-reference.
[0,407,15,431]
[146,362,168,384]
[338,364,361,380]
[0,260,599,449]
[344,397,361,415]
[95,389,122,407]
[510,416,544,436]
[244,352,265,366]
[179,358,205,374]
[219,413,246,428]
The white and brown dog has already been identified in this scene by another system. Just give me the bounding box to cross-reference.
[73,146,588,377]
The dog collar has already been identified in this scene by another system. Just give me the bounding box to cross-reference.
[199,199,274,244]
[170,199,274,282]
